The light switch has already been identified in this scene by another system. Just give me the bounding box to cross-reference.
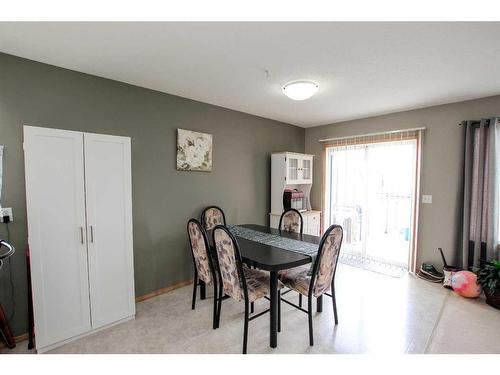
[422,195,432,204]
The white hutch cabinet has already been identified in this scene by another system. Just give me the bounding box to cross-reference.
[269,152,321,236]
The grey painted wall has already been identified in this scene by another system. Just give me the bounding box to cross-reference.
[305,95,500,272]
[0,53,305,336]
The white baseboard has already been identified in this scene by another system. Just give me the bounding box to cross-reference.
[36,315,135,354]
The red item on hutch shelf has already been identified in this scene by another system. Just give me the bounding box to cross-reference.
[283,189,305,211]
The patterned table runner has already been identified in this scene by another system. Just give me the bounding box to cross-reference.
[227,225,318,259]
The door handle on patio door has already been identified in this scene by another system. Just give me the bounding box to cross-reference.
[90,225,94,243]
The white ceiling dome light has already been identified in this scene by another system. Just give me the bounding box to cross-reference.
[282,80,319,101]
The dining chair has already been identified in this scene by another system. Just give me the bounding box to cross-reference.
[278,224,343,346]
[279,208,305,308]
[187,218,219,329]
[212,225,282,354]
[201,205,227,231]
[278,208,304,234]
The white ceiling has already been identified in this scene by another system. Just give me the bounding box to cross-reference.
[1,22,500,127]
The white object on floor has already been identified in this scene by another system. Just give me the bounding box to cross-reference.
[24,126,135,353]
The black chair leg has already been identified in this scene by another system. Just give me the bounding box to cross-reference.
[317,295,323,312]
[299,294,302,308]
[191,273,198,310]
[243,300,249,354]
[199,280,206,300]
[212,281,218,329]
[278,290,281,333]
[249,266,254,314]
[308,295,314,346]
[331,284,338,325]
[216,277,223,328]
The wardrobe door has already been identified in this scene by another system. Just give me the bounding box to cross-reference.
[24,126,91,350]
[84,133,135,329]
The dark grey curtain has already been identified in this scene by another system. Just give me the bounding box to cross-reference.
[0,145,3,204]
[461,118,500,270]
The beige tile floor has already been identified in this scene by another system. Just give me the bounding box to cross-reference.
[3,264,500,354]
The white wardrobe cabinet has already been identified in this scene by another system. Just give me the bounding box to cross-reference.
[24,126,135,353]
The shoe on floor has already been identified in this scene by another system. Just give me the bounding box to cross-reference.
[420,268,444,280]
[420,263,444,279]
[416,270,443,283]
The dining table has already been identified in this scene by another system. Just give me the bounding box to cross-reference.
[207,224,323,349]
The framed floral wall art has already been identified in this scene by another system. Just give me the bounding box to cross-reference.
[176,129,213,172]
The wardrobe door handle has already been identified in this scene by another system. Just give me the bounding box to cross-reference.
[90,226,94,243]
[80,227,84,244]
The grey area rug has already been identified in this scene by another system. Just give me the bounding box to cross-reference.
[228,225,407,278]
[339,253,407,278]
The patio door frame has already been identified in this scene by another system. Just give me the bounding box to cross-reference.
[321,129,424,273]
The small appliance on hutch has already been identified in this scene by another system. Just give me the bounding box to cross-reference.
[283,188,307,211]
[269,152,321,236]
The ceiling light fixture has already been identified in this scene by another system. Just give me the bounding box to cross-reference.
[282,80,319,101]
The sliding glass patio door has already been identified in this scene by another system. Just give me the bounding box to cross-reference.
[325,138,418,273]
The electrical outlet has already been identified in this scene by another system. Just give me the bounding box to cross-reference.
[0,207,13,222]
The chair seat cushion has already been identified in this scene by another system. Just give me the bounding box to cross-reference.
[243,266,283,302]
[278,265,313,297]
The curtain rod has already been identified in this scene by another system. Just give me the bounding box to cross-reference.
[318,126,426,143]
[458,119,490,127]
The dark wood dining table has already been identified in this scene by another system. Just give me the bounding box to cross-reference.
[207,224,322,349]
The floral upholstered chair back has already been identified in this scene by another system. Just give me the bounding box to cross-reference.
[213,227,245,301]
[202,206,226,231]
[279,209,303,234]
[313,225,343,297]
[187,219,213,285]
